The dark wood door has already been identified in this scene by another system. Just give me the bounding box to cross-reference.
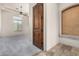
[33,3,43,50]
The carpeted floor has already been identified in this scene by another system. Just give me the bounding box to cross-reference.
[34,43,79,56]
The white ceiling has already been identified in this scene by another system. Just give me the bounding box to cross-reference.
[0,3,29,14]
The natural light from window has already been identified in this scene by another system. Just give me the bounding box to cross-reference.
[13,16,23,32]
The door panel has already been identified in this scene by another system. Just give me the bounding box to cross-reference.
[33,3,43,50]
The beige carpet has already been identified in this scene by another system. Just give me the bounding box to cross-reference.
[34,43,79,56]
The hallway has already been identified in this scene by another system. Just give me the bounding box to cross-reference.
[0,3,79,56]
[0,35,41,56]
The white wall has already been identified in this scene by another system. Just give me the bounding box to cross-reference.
[45,3,59,51]
[29,3,36,42]
[0,8,1,33]
[0,9,29,37]
[59,3,79,48]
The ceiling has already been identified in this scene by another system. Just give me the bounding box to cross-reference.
[0,3,29,15]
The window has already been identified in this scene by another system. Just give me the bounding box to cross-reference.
[62,5,79,36]
[13,16,23,32]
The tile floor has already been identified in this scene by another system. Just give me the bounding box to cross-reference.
[1,34,79,56]
[0,34,41,56]
[35,43,79,56]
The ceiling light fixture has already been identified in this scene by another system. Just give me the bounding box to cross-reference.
[16,4,27,16]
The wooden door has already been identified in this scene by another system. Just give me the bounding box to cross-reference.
[33,3,43,50]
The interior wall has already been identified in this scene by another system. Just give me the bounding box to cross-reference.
[0,8,1,33]
[59,3,79,48]
[29,3,36,43]
[45,3,59,51]
[0,9,29,37]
